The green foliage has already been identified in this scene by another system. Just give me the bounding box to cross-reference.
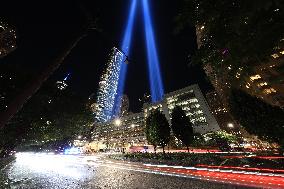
[0,64,34,112]
[145,114,157,149]
[191,133,207,147]
[176,0,284,80]
[206,131,237,143]
[205,131,237,151]
[229,88,284,144]
[171,106,194,151]
[111,152,284,169]
[145,110,171,153]
[0,81,93,155]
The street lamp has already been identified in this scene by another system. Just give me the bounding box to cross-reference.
[114,118,127,153]
[227,123,234,128]
[114,118,121,126]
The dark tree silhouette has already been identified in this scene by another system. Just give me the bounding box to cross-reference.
[229,88,284,145]
[171,106,194,152]
[145,110,171,154]
[0,81,93,157]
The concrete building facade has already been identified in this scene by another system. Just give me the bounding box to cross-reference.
[144,84,220,134]
[88,84,220,151]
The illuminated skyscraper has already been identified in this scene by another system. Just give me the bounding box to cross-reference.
[94,47,124,123]
[56,73,71,90]
[116,94,129,117]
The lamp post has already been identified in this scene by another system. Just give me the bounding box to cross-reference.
[114,118,121,127]
[227,123,234,129]
[114,118,125,153]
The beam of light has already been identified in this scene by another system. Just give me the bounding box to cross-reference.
[142,0,164,102]
[112,0,137,116]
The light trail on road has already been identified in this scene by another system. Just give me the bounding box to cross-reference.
[141,164,284,189]
[196,164,284,174]
[84,154,284,188]
[10,153,284,189]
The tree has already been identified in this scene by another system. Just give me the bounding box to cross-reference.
[206,131,237,151]
[171,106,194,152]
[0,80,93,157]
[145,110,171,153]
[176,0,284,90]
[191,133,206,147]
[229,88,284,145]
[145,114,158,152]
[177,0,284,65]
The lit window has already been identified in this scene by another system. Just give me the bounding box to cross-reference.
[263,88,277,94]
[271,54,279,59]
[257,82,268,87]
[280,50,284,55]
[235,72,241,78]
[250,75,261,81]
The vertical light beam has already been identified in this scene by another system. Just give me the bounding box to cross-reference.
[142,0,164,102]
[113,0,137,116]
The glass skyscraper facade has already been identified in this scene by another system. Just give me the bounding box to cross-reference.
[94,47,124,123]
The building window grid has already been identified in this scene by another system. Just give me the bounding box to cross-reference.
[167,95,208,126]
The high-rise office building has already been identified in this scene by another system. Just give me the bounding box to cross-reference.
[144,84,220,134]
[205,91,240,133]
[56,73,71,91]
[90,112,145,151]
[242,55,284,107]
[118,95,129,117]
[197,24,284,108]
[88,84,220,152]
[203,63,231,107]
[94,47,124,123]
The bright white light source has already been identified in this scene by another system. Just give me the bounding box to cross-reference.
[227,123,234,128]
[114,118,121,126]
[15,152,83,179]
[64,147,82,155]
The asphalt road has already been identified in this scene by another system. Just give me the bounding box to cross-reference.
[0,153,258,189]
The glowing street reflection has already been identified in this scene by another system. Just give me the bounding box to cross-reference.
[15,153,88,179]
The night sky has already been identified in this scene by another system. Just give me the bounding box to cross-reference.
[1,0,212,112]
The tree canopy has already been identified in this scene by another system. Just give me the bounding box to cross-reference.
[205,131,237,151]
[0,80,93,156]
[145,110,171,153]
[171,106,194,152]
[176,0,284,79]
[229,88,284,144]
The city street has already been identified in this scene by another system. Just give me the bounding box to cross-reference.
[1,1,284,189]
[2,153,283,189]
